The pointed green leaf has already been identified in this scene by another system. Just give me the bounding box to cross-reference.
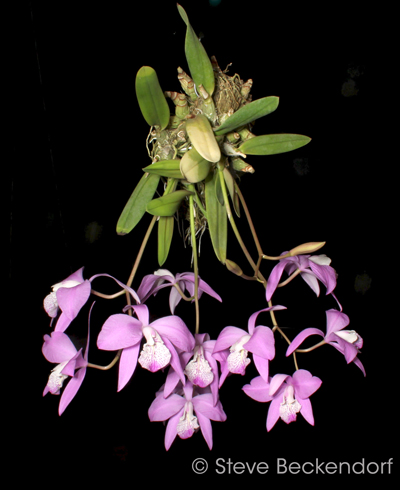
[239,134,311,155]
[177,4,215,96]
[223,167,240,217]
[146,189,193,216]
[186,115,221,163]
[205,171,227,263]
[135,66,170,129]
[180,147,211,183]
[214,96,279,136]
[142,160,183,179]
[116,173,160,235]
[158,216,174,266]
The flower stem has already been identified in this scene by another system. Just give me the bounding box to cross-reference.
[87,350,121,370]
[189,194,200,335]
[124,215,158,315]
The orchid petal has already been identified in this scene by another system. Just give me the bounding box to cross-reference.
[165,409,184,450]
[298,397,314,425]
[97,314,143,350]
[151,316,195,352]
[242,376,272,402]
[300,271,320,296]
[325,309,350,339]
[291,369,322,399]
[266,261,287,302]
[286,328,325,356]
[42,332,77,363]
[118,342,141,391]
[195,412,213,450]
[244,326,275,360]
[58,366,86,415]
[148,393,185,421]
[266,397,282,431]
[213,326,248,353]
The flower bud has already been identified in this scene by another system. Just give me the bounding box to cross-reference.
[225,259,243,276]
[289,241,326,257]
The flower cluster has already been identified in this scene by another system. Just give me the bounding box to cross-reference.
[42,250,364,449]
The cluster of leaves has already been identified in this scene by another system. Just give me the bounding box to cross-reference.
[116,4,310,266]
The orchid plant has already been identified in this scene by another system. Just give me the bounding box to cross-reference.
[42,4,364,450]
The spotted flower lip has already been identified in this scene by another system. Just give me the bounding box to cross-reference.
[242,370,322,431]
[42,328,90,415]
[137,269,222,314]
[212,305,286,387]
[96,304,195,391]
[148,381,227,450]
[266,253,337,302]
[285,308,365,375]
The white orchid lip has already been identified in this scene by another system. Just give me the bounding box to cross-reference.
[227,334,251,374]
[177,401,199,439]
[279,385,301,424]
[52,279,82,292]
[334,329,360,344]
[138,326,172,372]
[47,361,69,394]
[185,346,214,388]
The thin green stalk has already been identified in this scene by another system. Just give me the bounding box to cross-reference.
[189,194,200,334]
[125,215,158,314]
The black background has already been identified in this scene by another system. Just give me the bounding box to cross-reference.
[13,0,392,483]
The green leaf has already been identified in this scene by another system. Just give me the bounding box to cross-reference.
[135,66,170,129]
[214,96,279,136]
[223,167,240,217]
[158,216,174,266]
[180,147,212,183]
[177,4,215,96]
[239,134,311,155]
[146,189,193,216]
[116,173,160,235]
[186,115,221,163]
[142,160,183,179]
[205,171,227,263]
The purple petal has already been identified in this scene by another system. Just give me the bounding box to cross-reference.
[291,369,322,399]
[269,374,289,396]
[195,411,213,450]
[247,305,286,334]
[242,376,272,402]
[163,337,186,384]
[266,261,287,302]
[164,410,183,450]
[252,355,270,383]
[298,397,314,425]
[266,397,282,431]
[151,316,195,352]
[213,326,248,353]
[117,343,141,391]
[300,271,320,296]
[42,332,77,363]
[55,281,91,331]
[309,262,337,294]
[286,328,325,356]
[58,366,86,415]
[89,273,141,304]
[244,326,275,360]
[192,394,227,422]
[130,304,149,326]
[148,393,185,421]
[169,287,182,314]
[97,314,143,351]
[325,309,350,339]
